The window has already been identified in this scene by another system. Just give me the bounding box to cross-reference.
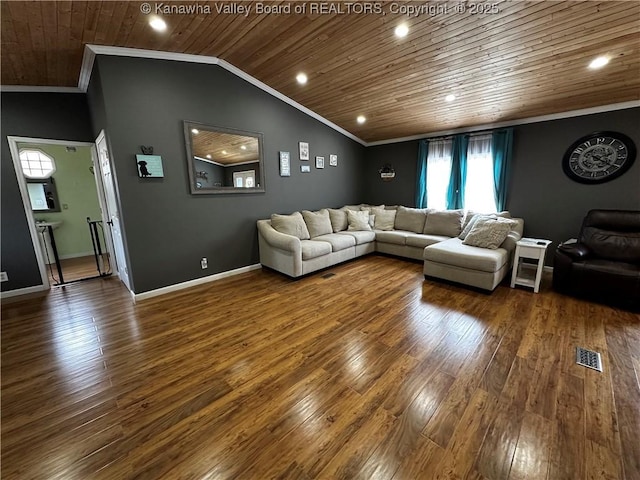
[426,139,452,210]
[420,134,498,212]
[20,149,56,179]
[464,135,497,213]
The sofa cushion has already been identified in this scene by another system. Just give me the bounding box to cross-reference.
[337,230,376,245]
[376,230,409,245]
[328,208,348,232]
[301,240,332,260]
[405,233,449,248]
[271,212,310,240]
[302,209,333,238]
[463,216,517,249]
[313,233,356,252]
[423,209,464,237]
[395,206,428,233]
[342,204,367,211]
[371,207,397,231]
[424,238,509,273]
[347,210,372,231]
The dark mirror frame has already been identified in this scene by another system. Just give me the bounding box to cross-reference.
[27,177,61,212]
[183,121,266,195]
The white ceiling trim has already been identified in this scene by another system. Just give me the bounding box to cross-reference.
[79,45,366,145]
[367,101,640,146]
[0,85,83,93]
[2,45,636,148]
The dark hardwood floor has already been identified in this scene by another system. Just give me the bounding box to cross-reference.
[2,255,638,479]
[48,254,112,284]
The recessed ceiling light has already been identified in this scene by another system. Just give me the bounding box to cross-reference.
[240,145,247,150]
[206,154,211,159]
[445,94,456,102]
[191,128,199,134]
[589,56,609,69]
[395,24,409,38]
[357,115,366,124]
[296,73,308,85]
[149,17,167,32]
[222,150,227,155]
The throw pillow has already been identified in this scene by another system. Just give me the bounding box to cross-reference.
[271,211,310,240]
[423,209,464,237]
[302,209,333,238]
[347,210,372,231]
[328,208,348,232]
[371,207,396,231]
[462,217,517,249]
[460,211,513,239]
[459,214,490,240]
[394,206,428,233]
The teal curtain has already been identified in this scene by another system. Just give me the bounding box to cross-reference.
[492,128,513,211]
[446,134,469,209]
[415,139,429,208]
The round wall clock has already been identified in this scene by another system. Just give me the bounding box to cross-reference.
[562,131,636,184]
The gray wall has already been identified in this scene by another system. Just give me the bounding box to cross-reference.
[363,140,418,206]
[1,93,94,292]
[363,107,640,263]
[88,55,366,293]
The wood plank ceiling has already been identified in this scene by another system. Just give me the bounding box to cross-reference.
[2,1,639,142]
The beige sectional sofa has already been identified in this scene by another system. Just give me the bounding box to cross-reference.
[257,205,524,291]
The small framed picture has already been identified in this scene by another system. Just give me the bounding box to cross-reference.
[315,156,325,169]
[329,154,338,167]
[136,154,164,178]
[279,151,290,177]
[301,165,311,173]
[299,142,309,161]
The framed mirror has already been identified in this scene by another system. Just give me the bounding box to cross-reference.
[27,178,61,212]
[183,121,265,194]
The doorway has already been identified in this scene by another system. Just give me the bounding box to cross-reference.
[7,135,129,291]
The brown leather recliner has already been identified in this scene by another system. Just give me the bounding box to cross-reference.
[553,209,640,312]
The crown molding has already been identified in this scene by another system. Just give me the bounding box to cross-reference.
[0,85,83,93]
[6,45,637,148]
[367,100,640,146]
[80,45,366,145]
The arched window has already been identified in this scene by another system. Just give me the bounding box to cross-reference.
[19,149,56,179]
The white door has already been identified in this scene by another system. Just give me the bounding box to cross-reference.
[95,131,131,290]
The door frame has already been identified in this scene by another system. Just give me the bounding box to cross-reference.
[6,135,117,294]
[94,130,131,291]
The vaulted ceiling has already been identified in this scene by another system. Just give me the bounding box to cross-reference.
[2,1,639,142]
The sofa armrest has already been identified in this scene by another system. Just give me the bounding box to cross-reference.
[257,220,301,253]
[558,243,590,260]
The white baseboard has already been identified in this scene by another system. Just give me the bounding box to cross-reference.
[133,264,262,302]
[1,284,48,301]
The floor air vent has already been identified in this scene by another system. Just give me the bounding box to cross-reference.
[576,347,603,372]
[321,272,336,279]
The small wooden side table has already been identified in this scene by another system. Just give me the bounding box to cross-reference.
[510,238,552,293]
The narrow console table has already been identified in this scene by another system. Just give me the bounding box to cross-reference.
[511,238,552,293]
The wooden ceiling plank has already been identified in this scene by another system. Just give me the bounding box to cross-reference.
[112,2,141,46]
[55,1,73,87]
[293,22,639,109]
[40,1,60,86]
[92,1,116,46]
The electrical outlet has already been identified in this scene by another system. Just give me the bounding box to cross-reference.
[0,271,8,282]
[201,257,208,269]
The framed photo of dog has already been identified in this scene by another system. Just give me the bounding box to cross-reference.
[136,154,164,178]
